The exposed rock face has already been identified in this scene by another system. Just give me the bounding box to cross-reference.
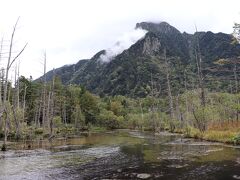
[142,35,161,55]
[41,22,240,97]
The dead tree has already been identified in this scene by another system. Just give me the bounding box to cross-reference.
[232,61,239,93]
[17,62,20,109]
[183,69,190,126]
[42,51,47,128]
[47,69,55,138]
[1,17,28,150]
[149,69,161,131]
[12,64,21,138]
[22,84,27,122]
[190,26,207,132]
[62,97,67,124]
[195,39,206,106]
[164,49,175,131]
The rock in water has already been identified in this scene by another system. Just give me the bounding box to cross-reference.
[137,173,151,179]
[233,175,240,179]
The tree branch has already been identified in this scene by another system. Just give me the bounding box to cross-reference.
[8,43,28,70]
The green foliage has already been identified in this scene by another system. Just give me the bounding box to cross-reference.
[126,113,143,129]
[98,109,123,129]
[232,134,240,145]
[34,128,44,135]
[53,116,63,128]
[89,126,107,132]
[80,91,99,124]
[71,105,85,128]
[109,101,124,116]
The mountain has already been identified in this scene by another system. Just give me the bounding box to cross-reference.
[41,22,240,97]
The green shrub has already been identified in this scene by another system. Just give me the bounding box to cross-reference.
[232,134,240,145]
[35,128,44,135]
[98,109,121,129]
[53,116,62,128]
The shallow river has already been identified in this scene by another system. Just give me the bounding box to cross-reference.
[0,130,240,180]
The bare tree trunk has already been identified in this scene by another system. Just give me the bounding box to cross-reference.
[164,49,174,131]
[37,102,42,128]
[175,94,181,121]
[12,65,21,138]
[62,100,67,124]
[17,62,20,109]
[14,65,17,107]
[47,69,55,138]
[34,104,39,127]
[0,70,3,130]
[22,84,27,122]
[195,26,206,107]
[184,70,189,127]
[50,73,55,137]
[195,50,206,107]
[184,70,189,113]
[233,62,239,121]
[4,18,19,102]
[42,51,47,128]
[47,91,51,129]
[233,63,238,91]
[0,37,3,105]
[0,71,2,105]
[140,101,144,122]
[150,73,156,130]
[12,105,20,139]
[140,101,144,131]
[7,84,11,102]
[3,107,8,147]
[193,27,207,132]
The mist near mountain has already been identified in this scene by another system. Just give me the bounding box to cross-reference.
[99,28,147,62]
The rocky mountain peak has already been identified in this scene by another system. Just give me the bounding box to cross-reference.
[135,21,181,35]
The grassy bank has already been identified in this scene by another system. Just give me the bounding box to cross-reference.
[171,121,240,145]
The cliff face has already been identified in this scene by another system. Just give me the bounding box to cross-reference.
[42,22,240,97]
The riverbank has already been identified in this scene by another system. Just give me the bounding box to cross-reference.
[1,124,240,151]
[168,126,240,146]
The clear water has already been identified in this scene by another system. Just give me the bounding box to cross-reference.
[0,130,240,179]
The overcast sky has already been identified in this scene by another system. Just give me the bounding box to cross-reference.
[0,0,239,79]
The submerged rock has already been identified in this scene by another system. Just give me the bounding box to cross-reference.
[167,164,189,168]
[205,148,223,153]
[137,173,151,179]
[233,175,240,179]
[117,169,122,173]
[236,158,240,164]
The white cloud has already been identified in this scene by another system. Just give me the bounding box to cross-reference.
[99,28,147,62]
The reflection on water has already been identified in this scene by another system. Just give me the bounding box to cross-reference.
[0,130,240,179]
